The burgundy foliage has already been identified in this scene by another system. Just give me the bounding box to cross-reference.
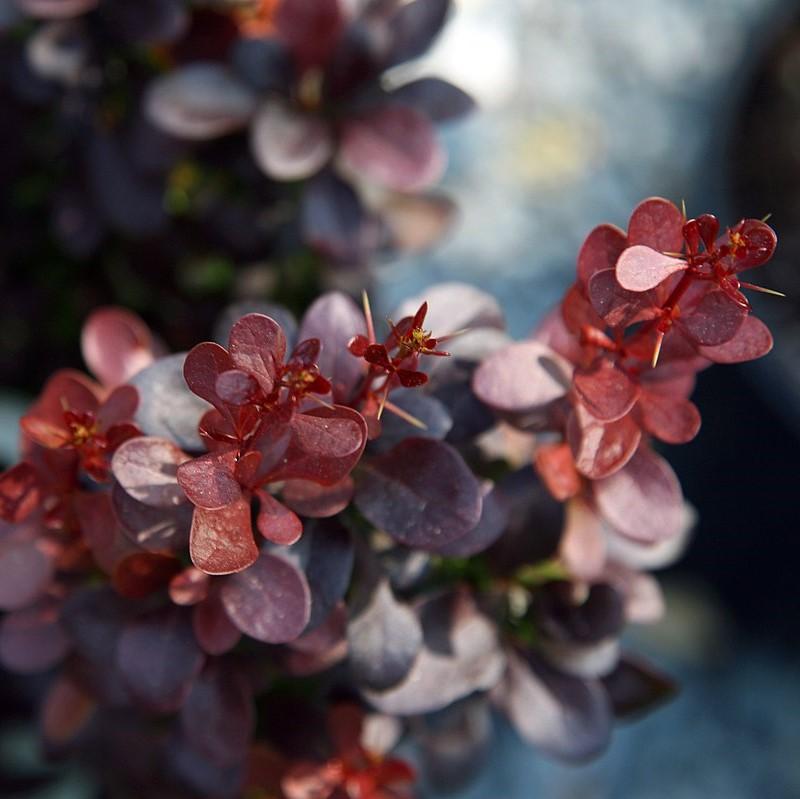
[0,198,778,798]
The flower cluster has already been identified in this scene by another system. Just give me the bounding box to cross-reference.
[0,199,778,798]
[0,0,470,392]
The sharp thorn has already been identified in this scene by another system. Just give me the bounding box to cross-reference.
[651,331,664,369]
[740,282,785,298]
[382,399,428,430]
[362,290,376,343]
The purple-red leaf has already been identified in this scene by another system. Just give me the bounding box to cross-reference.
[637,390,701,444]
[602,653,678,719]
[434,483,510,557]
[81,307,155,388]
[615,245,687,292]
[626,197,684,253]
[181,663,254,767]
[269,406,367,486]
[116,607,204,712]
[275,0,343,72]
[177,449,241,510]
[112,552,182,600]
[0,536,53,611]
[184,342,236,409]
[0,602,69,674]
[697,314,773,363]
[493,650,612,763]
[189,498,258,575]
[472,341,571,415]
[566,406,641,480]
[355,438,482,550]
[0,463,41,523]
[573,358,640,422]
[577,223,628,288]
[228,313,286,394]
[111,481,192,552]
[593,447,684,544]
[192,587,241,656]
[220,552,311,643]
[251,100,333,181]
[587,268,659,328]
[256,490,303,546]
[112,436,190,508]
[678,289,747,346]
[298,293,367,403]
[340,105,445,192]
[281,477,354,518]
[389,77,474,123]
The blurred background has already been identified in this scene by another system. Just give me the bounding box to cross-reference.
[1,0,799,797]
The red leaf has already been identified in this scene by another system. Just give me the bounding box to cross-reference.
[637,390,701,444]
[215,369,259,405]
[0,463,41,523]
[177,448,241,510]
[228,313,287,394]
[192,585,241,655]
[111,482,191,552]
[566,405,641,479]
[626,197,684,253]
[184,341,236,409]
[112,436,190,508]
[728,219,777,271]
[593,448,684,543]
[697,314,773,363]
[587,268,660,328]
[189,498,259,575]
[354,438,482,551]
[220,552,311,643]
[97,385,139,431]
[678,289,747,346]
[116,607,204,712]
[81,307,155,388]
[256,490,303,545]
[577,223,628,288]
[75,490,139,574]
[275,0,344,72]
[251,100,334,181]
[169,566,210,606]
[573,358,640,422]
[268,406,367,486]
[534,442,581,502]
[282,477,354,518]
[340,104,445,192]
[615,245,687,292]
[472,341,571,414]
[112,552,182,599]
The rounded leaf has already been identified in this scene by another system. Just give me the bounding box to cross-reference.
[347,578,422,691]
[129,353,211,452]
[593,448,684,543]
[697,314,773,363]
[81,307,155,387]
[573,358,640,422]
[389,77,475,123]
[355,438,482,550]
[145,63,257,140]
[340,104,445,192]
[116,607,204,712]
[678,289,747,347]
[112,436,189,508]
[493,651,612,763]
[251,100,333,181]
[577,224,628,288]
[189,499,259,576]
[472,341,570,414]
[626,197,684,253]
[221,552,311,643]
[566,405,641,480]
[615,245,687,292]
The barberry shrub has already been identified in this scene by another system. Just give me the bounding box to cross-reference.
[0,199,778,798]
